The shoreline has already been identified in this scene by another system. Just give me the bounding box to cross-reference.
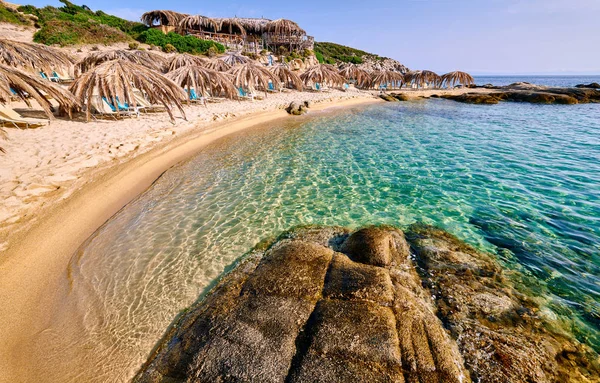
[0,95,380,382]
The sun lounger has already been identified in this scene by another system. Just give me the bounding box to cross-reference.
[132,89,166,112]
[0,105,48,129]
[52,71,75,83]
[237,87,254,101]
[313,83,321,91]
[90,96,136,120]
[187,89,207,106]
[39,71,60,83]
[267,82,278,93]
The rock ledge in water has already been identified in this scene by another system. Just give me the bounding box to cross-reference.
[134,225,600,383]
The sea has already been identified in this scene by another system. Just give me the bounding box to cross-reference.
[28,76,600,382]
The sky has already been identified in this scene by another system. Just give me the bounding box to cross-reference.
[18,0,600,74]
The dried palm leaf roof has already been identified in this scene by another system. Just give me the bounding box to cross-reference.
[75,50,167,74]
[69,59,186,122]
[204,58,232,72]
[141,10,189,27]
[178,15,219,31]
[221,53,249,66]
[441,71,475,87]
[216,18,247,36]
[167,54,208,72]
[227,62,281,93]
[0,63,80,118]
[265,19,305,35]
[269,64,302,90]
[300,64,345,87]
[371,70,404,88]
[339,63,372,88]
[165,65,237,101]
[0,38,74,74]
[407,70,441,87]
[230,18,269,35]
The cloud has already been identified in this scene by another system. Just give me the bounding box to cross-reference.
[102,8,147,21]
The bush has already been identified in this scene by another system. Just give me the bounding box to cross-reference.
[128,42,139,50]
[315,51,324,63]
[207,46,217,57]
[138,29,225,55]
[314,41,384,64]
[163,43,176,53]
[18,0,148,45]
[0,4,30,25]
[33,19,131,46]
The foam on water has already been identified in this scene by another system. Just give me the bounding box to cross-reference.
[32,99,600,382]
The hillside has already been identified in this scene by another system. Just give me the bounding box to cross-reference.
[314,42,386,64]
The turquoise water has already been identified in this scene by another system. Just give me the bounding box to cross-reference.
[41,99,600,382]
[474,75,600,87]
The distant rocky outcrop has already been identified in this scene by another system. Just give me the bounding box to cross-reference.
[358,57,409,74]
[438,87,600,105]
[576,82,600,89]
[134,225,599,383]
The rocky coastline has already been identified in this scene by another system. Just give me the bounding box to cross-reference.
[134,225,600,383]
[379,83,600,105]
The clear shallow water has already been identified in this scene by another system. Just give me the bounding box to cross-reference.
[474,75,600,87]
[36,99,600,382]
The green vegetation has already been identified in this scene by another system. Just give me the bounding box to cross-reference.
[17,0,146,45]
[0,3,30,25]
[314,42,387,64]
[137,29,225,55]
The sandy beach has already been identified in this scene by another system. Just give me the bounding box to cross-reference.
[0,91,383,382]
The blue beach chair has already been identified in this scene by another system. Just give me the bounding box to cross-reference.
[238,87,254,100]
[186,88,207,105]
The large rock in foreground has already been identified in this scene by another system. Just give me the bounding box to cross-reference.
[134,225,600,383]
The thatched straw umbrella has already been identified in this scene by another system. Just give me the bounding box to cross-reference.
[408,70,441,88]
[441,71,475,88]
[167,54,208,72]
[0,38,74,74]
[141,10,189,27]
[300,64,345,88]
[165,65,238,102]
[371,70,404,90]
[0,63,80,118]
[339,63,372,88]
[218,18,246,36]
[265,19,306,36]
[178,15,219,33]
[204,58,232,72]
[221,53,249,66]
[228,62,281,94]
[75,50,167,74]
[235,18,268,35]
[269,64,302,90]
[69,59,186,121]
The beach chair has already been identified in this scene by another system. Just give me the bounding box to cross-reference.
[267,82,278,93]
[52,71,75,83]
[132,89,166,112]
[91,96,135,120]
[187,89,207,106]
[237,87,254,101]
[343,83,350,91]
[313,83,321,91]
[0,105,47,129]
[39,71,60,82]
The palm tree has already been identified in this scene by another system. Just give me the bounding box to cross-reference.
[0,63,80,118]
[228,62,281,94]
[300,64,345,88]
[441,71,475,88]
[75,50,167,75]
[339,63,372,88]
[269,63,302,90]
[165,65,238,101]
[0,38,74,74]
[69,59,186,121]
[167,54,209,72]
[371,70,404,90]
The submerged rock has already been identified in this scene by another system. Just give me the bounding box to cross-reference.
[286,101,308,115]
[134,225,600,383]
[575,82,600,89]
[442,88,599,105]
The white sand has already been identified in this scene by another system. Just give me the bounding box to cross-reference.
[0,89,379,251]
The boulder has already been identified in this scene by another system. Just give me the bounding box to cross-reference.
[442,93,503,104]
[286,101,306,115]
[379,94,397,102]
[390,92,409,101]
[575,82,600,89]
[134,225,600,383]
